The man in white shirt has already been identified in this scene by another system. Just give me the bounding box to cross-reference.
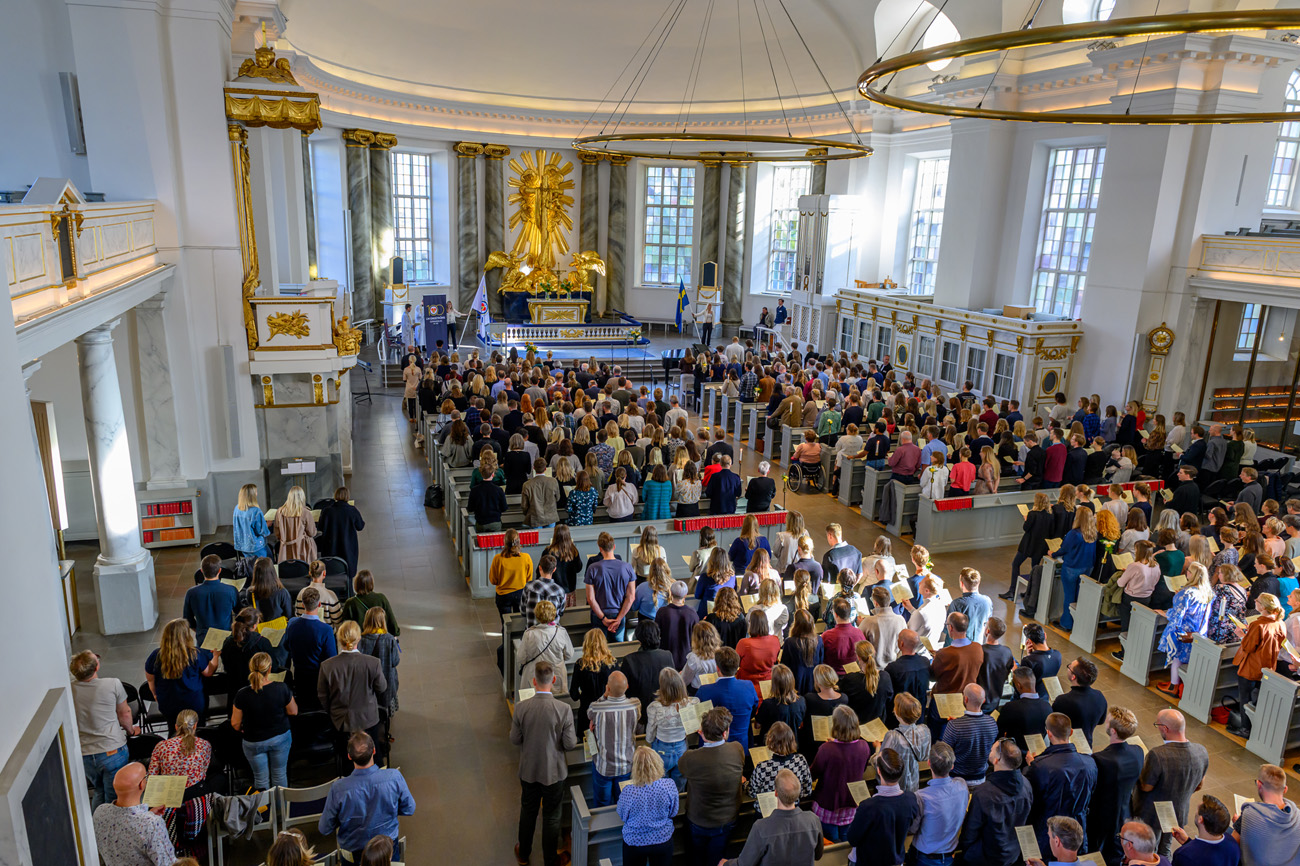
[724,336,745,365]
[908,577,948,651]
[664,396,688,431]
[92,763,175,866]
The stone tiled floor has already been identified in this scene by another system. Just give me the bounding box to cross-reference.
[71,381,1276,864]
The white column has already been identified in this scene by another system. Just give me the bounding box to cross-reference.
[76,320,157,635]
[135,292,185,489]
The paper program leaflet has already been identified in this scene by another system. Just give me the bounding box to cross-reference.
[1154,801,1179,834]
[934,692,964,719]
[756,791,778,818]
[200,628,230,652]
[143,775,187,808]
[1015,826,1042,862]
[847,780,871,804]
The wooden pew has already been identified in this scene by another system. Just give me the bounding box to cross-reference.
[732,401,763,449]
[1181,634,1241,725]
[1068,574,1118,654]
[1245,668,1300,766]
[884,480,921,537]
[779,426,814,469]
[859,465,893,521]
[506,639,640,704]
[746,404,773,462]
[701,382,724,428]
[1119,603,1167,685]
[837,459,867,507]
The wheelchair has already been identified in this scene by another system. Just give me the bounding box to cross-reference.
[785,460,825,494]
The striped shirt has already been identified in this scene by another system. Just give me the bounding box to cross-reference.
[588,695,640,778]
[940,712,999,781]
[295,585,342,624]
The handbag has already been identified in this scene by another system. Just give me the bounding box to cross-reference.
[518,625,560,677]
[1214,695,1243,728]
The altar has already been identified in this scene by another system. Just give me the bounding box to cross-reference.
[528,297,589,325]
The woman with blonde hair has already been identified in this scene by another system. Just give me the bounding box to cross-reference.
[694,547,737,617]
[1152,561,1213,698]
[570,627,617,729]
[632,526,667,581]
[604,420,625,454]
[634,559,673,620]
[752,577,790,639]
[1006,491,1054,601]
[233,483,272,558]
[471,448,505,489]
[615,746,678,865]
[360,608,401,744]
[740,548,781,596]
[878,692,930,792]
[295,560,341,623]
[603,466,638,521]
[644,668,698,790]
[727,513,772,576]
[681,620,721,691]
[517,600,573,694]
[799,664,849,759]
[272,486,317,563]
[230,651,296,790]
[773,511,811,573]
[145,619,220,732]
[687,526,717,577]
[973,444,1001,495]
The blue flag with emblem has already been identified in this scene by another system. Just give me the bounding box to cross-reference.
[676,279,688,331]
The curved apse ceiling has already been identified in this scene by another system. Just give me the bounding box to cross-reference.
[280,0,874,122]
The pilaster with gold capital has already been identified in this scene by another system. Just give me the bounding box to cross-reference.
[484,144,511,160]
[455,142,485,159]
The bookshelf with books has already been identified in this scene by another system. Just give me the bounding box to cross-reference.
[137,488,199,549]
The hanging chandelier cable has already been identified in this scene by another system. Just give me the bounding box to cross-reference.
[857,9,1300,125]
[574,0,870,162]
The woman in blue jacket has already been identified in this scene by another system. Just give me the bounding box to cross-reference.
[1054,505,1098,631]
[640,464,674,520]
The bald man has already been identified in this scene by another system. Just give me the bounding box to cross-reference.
[91,762,175,866]
[723,769,824,866]
[940,684,999,784]
[1134,709,1209,856]
[587,671,640,807]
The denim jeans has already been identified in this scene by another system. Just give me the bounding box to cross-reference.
[591,766,630,807]
[83,748,130,810]
[591,612,627,642]
[689,820,734,866]
[1058,564,1084,630]
[865,459,889,470]
[913,851,954,866]
[241,728,292,790]
[822,821,850,843]
[650,737,688,790]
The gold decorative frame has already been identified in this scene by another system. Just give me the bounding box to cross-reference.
[572,133,870,163]
[858,11,1300,125]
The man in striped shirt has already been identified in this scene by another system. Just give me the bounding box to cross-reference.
[940,683,999,784]
[587,671,640,808]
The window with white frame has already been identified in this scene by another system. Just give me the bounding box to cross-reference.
[767,164,812,293]
[390,151,433,282]
[939,340,960,383]
[1237,303,1263,351]
[965,346,988,390]
[1267,70,1300,208]
[642,165,696,285]
[875,325,893,362]
[840,318,854,353]
[991,353,1016,398]
[906,156,949,294]
[857,321,871,356]
[1031,145,1106,318]
[916,335,936,379]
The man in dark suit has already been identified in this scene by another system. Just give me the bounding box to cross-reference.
[318,620,389,763]
[705,427,734,465]
[1087,707,1145,866]
[1053,657,1109,736]
[1180,425,1207,472]
[704,454,742,515]
[884,630,930,724]
[744,462,776,513]
[977,617,1017,713]
[959,738,1033,866]
[1063,434,1088,485]
[1025,713,1098,856]
[1169,466,1201,515]
[996,667,1052,753]
[1021,623,1062,700]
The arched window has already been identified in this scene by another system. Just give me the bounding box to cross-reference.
[875,1,961,72]
[1062,0,1117,24]
[1266,69,1300,209]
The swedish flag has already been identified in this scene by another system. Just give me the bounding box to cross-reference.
[676,279,688,331]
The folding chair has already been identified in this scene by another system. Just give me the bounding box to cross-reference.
[275,778,337,837]
[136,682,169,735]
[201,542,239,561]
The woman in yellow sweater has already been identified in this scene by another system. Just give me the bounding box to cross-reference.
[490,528,534,619]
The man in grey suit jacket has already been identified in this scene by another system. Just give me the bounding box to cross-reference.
[510,661,577,866]
[318,621,388,762]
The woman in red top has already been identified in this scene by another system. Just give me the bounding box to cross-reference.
[737,608,781,698]
[147,708,212,853]
[948,446,976,494]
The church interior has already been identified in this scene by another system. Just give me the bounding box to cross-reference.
[5,0,1300,863]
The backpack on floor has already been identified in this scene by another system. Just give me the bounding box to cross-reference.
[424,485,444,509]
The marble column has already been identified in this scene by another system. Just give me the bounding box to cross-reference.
[134,293,184,490]
[369,133,397,318]
[605,155,629,316]
[455,142,483,312]
[76,321,157,635]
[483,144,510,317]
[343,129,374,322]
[302,132,318,279]
[700,161,722,267]
[721,162,748,332]
[811,159,827,197]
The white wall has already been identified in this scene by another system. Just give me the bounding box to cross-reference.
[0,0,91,192]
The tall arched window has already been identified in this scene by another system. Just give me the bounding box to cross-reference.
[1062,0,1116,24]
[1266,69,1300,209]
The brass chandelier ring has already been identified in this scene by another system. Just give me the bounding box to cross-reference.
[858,10,1300,125]
[572,132,871,163]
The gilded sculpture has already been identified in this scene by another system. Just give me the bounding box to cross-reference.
[333,316,364,357]
[237,44,300,86]
[267,310,311,339]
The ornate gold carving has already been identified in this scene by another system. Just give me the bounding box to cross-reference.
[343,128,376,148]
[484,144,512,160]
[1035,338,1069,361]
[987,330,995,347]
[455,142,484,158]
[577,151,604,165]
[806,147,829,165]
[225,93,321,133]
[566,251,606,294]
[370,133,398,150]
[1016,336,1025,353]
[261,376,274,406]
[1070,335,1081,353]
[313,374,324,405]
[230,124,260,349]
[606,154,632,166]
[267,310,311,339]
[959,324,967,341]
[896,322,915,335]
[237,45,299,85]
[1148,322,1175,355]
[333,316,363,356]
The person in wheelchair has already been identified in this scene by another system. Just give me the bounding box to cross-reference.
[791,430,824,485]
